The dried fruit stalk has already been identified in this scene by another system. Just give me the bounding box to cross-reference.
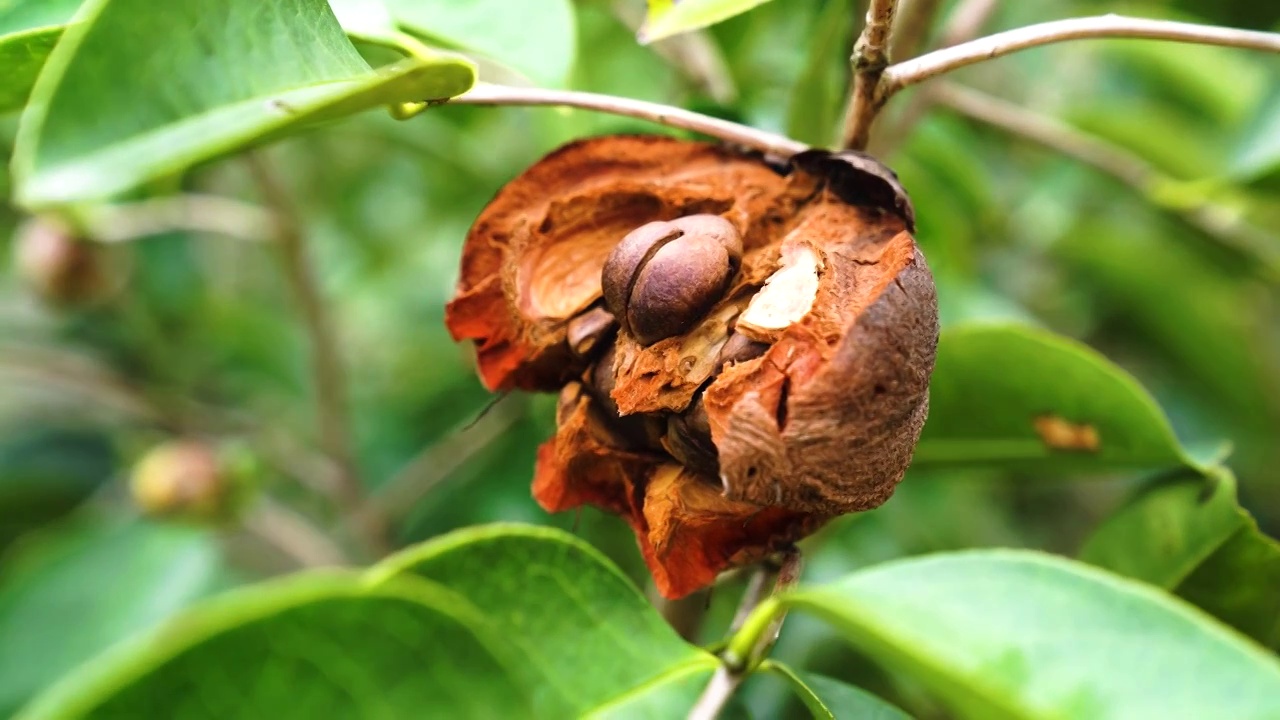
[447,135,938,598]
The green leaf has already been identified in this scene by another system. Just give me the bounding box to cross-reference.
[0,427,115,540]
[0,0,81,112]
[18,572,535,720]
[0,0,81,35]
[760,661,911,720]
[384,0,576,87]
[1178,519,1280,651]
[371,523,717,718]
[0,28,60,112]
[1079,471,1244,589]
[784,0,850,147]
[639,0,778,44]
[12,0,475,207]
[1081,470,1280,650]
[0,520,222,716]
[1230,82,1280,185]
[779,551,1280,720]
[915,323,1200,472]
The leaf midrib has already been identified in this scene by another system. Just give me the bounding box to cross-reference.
[582,656,718,718]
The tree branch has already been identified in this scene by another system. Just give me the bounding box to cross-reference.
[80,195,277,244]
[245,153,387,554]
[347,393,524,533]
[869,0,998,156]
[0,343,164,425]
[689,549,804,720]
[447,83,807,158]
[244,497,349,568]
[883,15,1280,96]
[840,0,900,149]
[931,83,1280,274]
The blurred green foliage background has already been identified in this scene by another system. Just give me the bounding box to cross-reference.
[0,0,1277,716]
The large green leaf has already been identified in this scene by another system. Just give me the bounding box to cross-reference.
[12,0,475,207]
[371,524,717,717]
[385,0,576,87]
[760,661,911,720]
[776,551,1280,720]
[1081,470,1280,650]
[639,0,778,44]
[0,0,80,112]
[0,520,222,716]
[17,572,535,720]
[915,324,1201,472]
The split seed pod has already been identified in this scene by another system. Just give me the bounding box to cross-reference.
[447,135,938,598]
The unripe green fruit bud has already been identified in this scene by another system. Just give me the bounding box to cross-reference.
[12,218,110,306]
[130,440,246,522]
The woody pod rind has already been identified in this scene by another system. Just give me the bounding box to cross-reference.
[446,135,939,598]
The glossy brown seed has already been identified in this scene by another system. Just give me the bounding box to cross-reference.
[601,214,743,346]
[716,332,769,369]
[566,305,617,358]
[663,393,718,475]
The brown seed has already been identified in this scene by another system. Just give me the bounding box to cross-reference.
[600,221,681,334]
[566,305,617,358]
[601,214,743,346]
[716,332,769,369]
[664,393,718,475]
[584,344,663,451]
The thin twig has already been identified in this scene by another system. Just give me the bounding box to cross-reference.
[870,0,999,156]
[931,83,1280,273]
[688,550,804,720]
[244,497,349,567]
[347,393,525,532]
[244,153,385,553]
[883,14,1280,95]
[889,0,943,62]
[447,83,808,158]
[727,562,777,635]
[0,343,163,425]
[80,195,277,243]
[841,0,900,149]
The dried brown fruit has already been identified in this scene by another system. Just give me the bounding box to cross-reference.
[446,135,939,598]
